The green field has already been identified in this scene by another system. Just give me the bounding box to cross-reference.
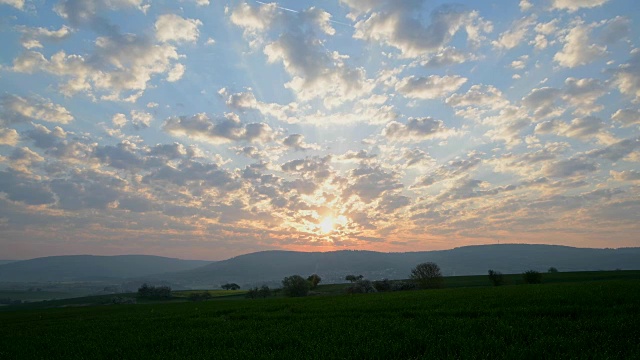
[0,271,639,359]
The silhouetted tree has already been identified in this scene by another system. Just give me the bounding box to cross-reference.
[307,274,321,289]
[347,279,377,294]
[410,262,443,289]
[245,287,259,299]
[221,283,240,290]
[547,267,559,273]
[282,275,310,297]
[258,285,271,298]
[137,283,172,299]
[523,270,542,284]
[373,279,392,292]
[345,274,364,283]
[488,269,505,286]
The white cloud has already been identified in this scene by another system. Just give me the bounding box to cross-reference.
[550,0,610,12]
[163,113,274,144]
[16,25,73,49]
[611,109,640,127]
[0,94,74,124]
[155,14,202,43]
[610,48,640,102]
[492,15,536,50]
[383,117,458,141]
[0,128,19,146]
[350,2,492,58]
[554,21,606,68]
[519,0,533,12]
[0,0,24,10]
[395,75,467,100]
[166,63,185,82]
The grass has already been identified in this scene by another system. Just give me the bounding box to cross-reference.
[0,273,639,359]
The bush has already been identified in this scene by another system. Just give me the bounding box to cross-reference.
[221,283,240,290]
[282,275,311,297]
[258,285,271,298]
[345,274,363,283]
[410,262,444,289]
[523,270,542,284]
[488,270,505,286]
[547,267,559,273]
[373,279,393,292]
[307,274,321,289]
[137,283,172,299]
[246,287,259,299]
[111,296,137,304]
[392,281,418,292]
[347,279,377,294]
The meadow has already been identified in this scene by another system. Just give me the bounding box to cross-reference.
[0,271,639,359]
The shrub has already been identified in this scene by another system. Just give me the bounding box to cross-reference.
[523,270,542,284]
[221,283,240,290]
[307,274,321,289]
[246,287,259,299]
[373,279,393,292]
[258,285,271,298]
[282,275,311,297]
[410,262,444,289]
[137,283,172,299]
[347,279,377,294]
[488,270,505,286]
[392,281,418,292]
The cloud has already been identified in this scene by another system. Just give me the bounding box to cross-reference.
[383,117,457,141]
[395,75,467,100]
[492,15,536,50]
[609,48,640,102]
[0,0,24,10]
[350,2,492,58]
[610,170,640,181]
[0,94,73,125]
[550,0,610,12]
[601,16,630,44]
[587,137,640,161]
[282,134,318,151]
[418,47,475,68]
[55,0,145,34]
[522,87,563,119]
[344,165,403,203]
[543,156,598,178]
[611,109,640,127]
[25,123,67,148]
[16,25,73,49]
[0,128,20,146]
[163,113,274,144]
[155,14,202,43]
[0,169,55,205]
[562,77,605,115]
[554,21,606,68]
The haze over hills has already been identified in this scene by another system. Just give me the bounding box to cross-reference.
[0,260,15,266]
[1,245,639,287]
[158,244,640,287]
[0,255,211,282]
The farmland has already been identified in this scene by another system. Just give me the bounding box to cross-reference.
[1,271,639,359]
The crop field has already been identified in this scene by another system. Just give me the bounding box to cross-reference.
[1,275,639,359]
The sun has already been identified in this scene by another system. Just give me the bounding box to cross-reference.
[319,217,334,234]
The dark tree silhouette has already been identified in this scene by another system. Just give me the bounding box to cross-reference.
[523,270,542,284]
[307,274,321,289]
[410,262,443,289]
[488,269,505,286]
[221,283,240,290]
[282,275,311,297]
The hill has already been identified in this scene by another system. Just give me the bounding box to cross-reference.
[158,244,640,287]
[0,255,211,282]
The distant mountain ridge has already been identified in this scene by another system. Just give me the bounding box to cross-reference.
[1,245,639,286]
[157,244,640,287]
[0,255,211,282]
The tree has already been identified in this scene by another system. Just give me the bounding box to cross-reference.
[258,285,271,298]
[221,283,240,290]
[488,269,505,286]
[410,262,443,289]
[347,279,377,294]
[245,287,259,299]
[137,283,172,299]
[282,275,311,297]
[523,270,542,284]
[307,274,321,289]
[547,267,559,273]
[345,274,363,283]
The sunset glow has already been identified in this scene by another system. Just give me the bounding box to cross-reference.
[0,0,639,260]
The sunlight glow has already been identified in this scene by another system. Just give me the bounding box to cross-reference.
[319,217,334,234]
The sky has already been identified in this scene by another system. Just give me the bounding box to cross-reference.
[0,0,639,260]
